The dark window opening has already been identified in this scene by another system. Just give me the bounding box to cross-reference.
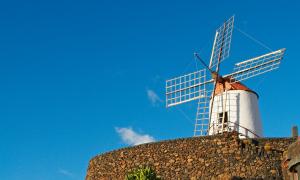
[218,112,228,126]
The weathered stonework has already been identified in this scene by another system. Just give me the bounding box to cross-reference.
[86,132,296,180]
[282,138,300,179]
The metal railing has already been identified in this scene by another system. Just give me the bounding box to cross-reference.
[208,120,260,138]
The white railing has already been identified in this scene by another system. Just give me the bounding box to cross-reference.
[208,121,260,138]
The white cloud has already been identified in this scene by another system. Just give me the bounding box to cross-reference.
[115,127,155,146]
[146,89,162,106]
[58,168,74,178]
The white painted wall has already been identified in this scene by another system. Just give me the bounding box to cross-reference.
[208,90,263,138]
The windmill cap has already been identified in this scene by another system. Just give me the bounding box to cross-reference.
[214,78,259,98]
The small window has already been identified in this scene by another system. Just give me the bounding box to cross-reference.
[218,112,228,125]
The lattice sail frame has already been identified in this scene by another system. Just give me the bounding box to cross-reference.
[193,90,211,136]
[209,16,234,71]
[166,69,209,107]
[227,48,286,82]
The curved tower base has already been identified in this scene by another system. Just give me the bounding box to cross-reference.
[208,90,262,138]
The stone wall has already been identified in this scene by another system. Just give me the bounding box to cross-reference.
[86,132,296,180]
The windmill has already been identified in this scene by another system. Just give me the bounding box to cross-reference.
[165,16,286,138]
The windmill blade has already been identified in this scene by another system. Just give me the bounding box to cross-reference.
[166,69,213,107]
[209,16,234,71]
[225,48,286,82]
[194,90,212,136]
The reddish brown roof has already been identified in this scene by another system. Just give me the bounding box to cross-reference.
[214,78,258,97]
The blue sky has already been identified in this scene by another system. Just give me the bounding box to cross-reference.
[0,0,299,179]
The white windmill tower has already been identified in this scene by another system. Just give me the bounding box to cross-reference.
[165,16,286,138]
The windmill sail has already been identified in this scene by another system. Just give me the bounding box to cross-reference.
[226,48,286,83]
[209,16,234,71]
[166,69,211,107]
[194,90,212,136]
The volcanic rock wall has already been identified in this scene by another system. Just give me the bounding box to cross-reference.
[86,132,295,179]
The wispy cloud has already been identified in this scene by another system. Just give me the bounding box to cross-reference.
[115,127,155,146]
[146,89,163,106]
[58,168,74,178]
